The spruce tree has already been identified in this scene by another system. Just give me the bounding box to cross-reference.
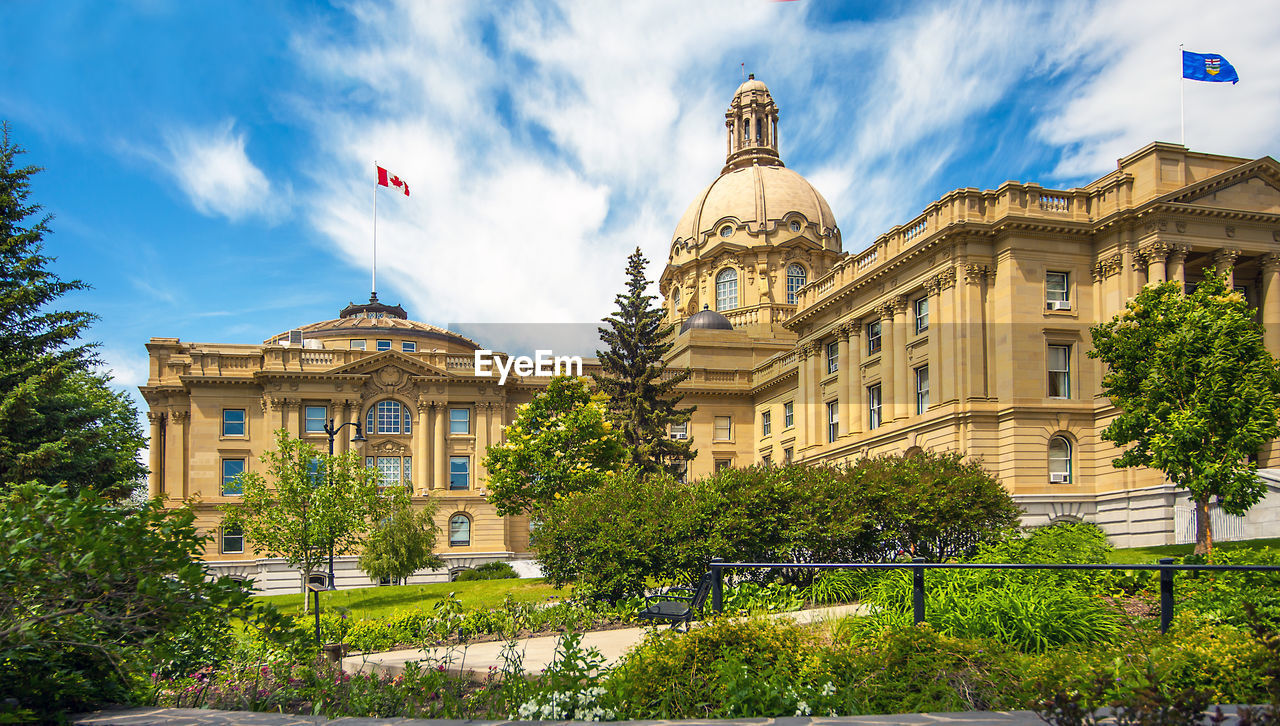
[594,247,695,474]
[0,122,145,498]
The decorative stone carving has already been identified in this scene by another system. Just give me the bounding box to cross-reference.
[1091,254,1123,281]
[1262,253,1280,272]
[1175,221,1187,233]
[1214,248,1241,269]
[372,440,408,455]
[1273,230,1280,243]
[890,295,909,314]
[169,410,190,423]
[935,267,957,290]
[1226,225,1236,238]
[923,277,941,297]
[1168,243,1191,263]
[147,411,165,424]
[963,263,989,285]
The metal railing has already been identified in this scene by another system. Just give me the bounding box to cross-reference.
[707,558,1280,634]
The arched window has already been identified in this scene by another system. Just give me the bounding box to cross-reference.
[786,264,807,305]
[1048,436,1072,484]
[742,117,750,143]
[449,513,471,547]
[672,285,681,308]
[715,268,738,311]
[366,399,411,435]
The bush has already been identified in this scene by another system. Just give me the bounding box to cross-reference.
[455,561,519,582]
[972,521,1116,594]
[1177,547,1280,629]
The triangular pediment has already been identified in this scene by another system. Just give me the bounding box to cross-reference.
[1160,157,1280,214]
[326,349,447,377]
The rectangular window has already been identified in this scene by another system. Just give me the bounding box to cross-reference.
[449,408,470,435]
[221,525,244,555]
[401,341,416,353]
[868,384,882,430]
[670,422,688,439]
[915,365,930,415]
[715,459,731,472]
[376,340,392,352]
[761,410,772,437]
[304,405,327,434]
[222,409,246,437]
[783,401,794,428]
[826,340,839,374]
[221,458,245,496]
[762,454,772,467]
[783,447,793,465]
[867,320,882,354]
[914,297,929,334]
[673,459,688,483]
[350,340,366,350]
[827,400,839,443]
[449,456,470,490]
[714,416,732,441]
[376,456,401,487]
[1048,345,1071,398]
[1046,272,1070,309]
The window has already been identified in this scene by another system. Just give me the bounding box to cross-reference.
[373,456,407,487]
[720,224,734,238]
[867,320,882,354]
[221,458,245,496]
[673,459,688,483]
[715,268,738,311]
[914,297,929,334]
[308,457,323,485]
[670,422,688,439]
[1046,272,1069,309]
[761,410,772,437]
[786,264,807,305]
[304,406,327,434]
[222,409,246,437]
[827,400,839,442]
[221,525,244,554]
[376,340,392,352]
[714,416,732,441]
[762,454,772,467]
[783,401,794,428]
[449,408,470,435]
[826,340,839,374]
[915,365,930,415]
[789,220,802,233]
[402,341,416,353]
[449,456,470,490]
[1048,345,1071,398]
[1049,436,1072,484]
[783,447,793,464]
[449,514,471,547]
[350,340,366,350]
[672,286,681,308]
[715,459,731,472]
[868,384,882,429]
[367,400,409,435]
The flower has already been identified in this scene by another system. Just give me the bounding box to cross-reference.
[795,701,812,716]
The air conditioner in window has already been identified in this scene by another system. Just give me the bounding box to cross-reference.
[1049,473,1070,484]
[1047,300,1072,311]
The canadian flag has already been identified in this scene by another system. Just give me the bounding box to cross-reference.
[376,165,410,197]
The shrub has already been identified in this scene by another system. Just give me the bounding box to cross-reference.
[802,570,862,604]
[971,521,1116,594]
[1176,547,1280,629]
[455,561,519,582]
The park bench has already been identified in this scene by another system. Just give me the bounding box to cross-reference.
[636,571,715,630]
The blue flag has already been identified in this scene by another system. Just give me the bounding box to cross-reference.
[1183,50,1239,84]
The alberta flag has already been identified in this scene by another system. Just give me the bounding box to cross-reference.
[1183,50,1239,84]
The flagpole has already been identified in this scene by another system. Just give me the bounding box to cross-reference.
[372,163,378,296]
[1179,44,1186,146]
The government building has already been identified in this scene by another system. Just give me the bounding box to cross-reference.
[142,76,1280,593]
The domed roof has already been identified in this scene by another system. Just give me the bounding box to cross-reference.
[266,294,479,350]
[671,163,839,248]
[733,76,770,98]
[680,305,735,333]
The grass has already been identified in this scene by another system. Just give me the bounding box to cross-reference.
[254,577,570,620]
[1108,536,1280,563]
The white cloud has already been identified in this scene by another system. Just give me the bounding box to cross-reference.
[97,346,150,389]
[162,119,288,222]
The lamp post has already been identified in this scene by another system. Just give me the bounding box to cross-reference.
[321,418,366,590]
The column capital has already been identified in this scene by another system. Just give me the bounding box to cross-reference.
[1263,253,1280,272]
[169,410,190,423]
[147,411,165,424]
[1141,240,1170,259]
[1092,254,1123,281]
[1214,247,1241,267]
[1167,243,1191,263]
[962,263,990,285]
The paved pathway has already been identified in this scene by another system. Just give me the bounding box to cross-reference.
[340,605,867,678]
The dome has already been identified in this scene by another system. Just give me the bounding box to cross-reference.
[680,305,735,333]
[267,293,479,350]
[671,163,839,250]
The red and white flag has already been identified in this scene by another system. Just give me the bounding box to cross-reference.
[376,165,410,197]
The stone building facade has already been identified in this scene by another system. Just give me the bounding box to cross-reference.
[142,76,1280,593]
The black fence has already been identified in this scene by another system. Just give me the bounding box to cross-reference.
[707,558,1280,633]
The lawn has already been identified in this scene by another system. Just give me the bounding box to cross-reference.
[254,577,570,620]
[1108,536,1280,562]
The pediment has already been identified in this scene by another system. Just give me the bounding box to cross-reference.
[1160,158,1280,214]
[326,349,447,378]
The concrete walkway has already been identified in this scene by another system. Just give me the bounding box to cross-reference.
[341,605,866,678]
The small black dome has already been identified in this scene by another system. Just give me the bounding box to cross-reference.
[680,305,735,333]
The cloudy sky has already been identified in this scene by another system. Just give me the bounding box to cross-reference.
[3,0,1280,409]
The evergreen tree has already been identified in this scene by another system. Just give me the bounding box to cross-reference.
[594,247,695,474]
[0,122,145,498]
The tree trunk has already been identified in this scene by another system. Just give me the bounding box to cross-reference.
[301,571,310,613]
[1193,496,1214,556]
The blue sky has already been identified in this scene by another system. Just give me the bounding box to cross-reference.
[3,0,1280,414]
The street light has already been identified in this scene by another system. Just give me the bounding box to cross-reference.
[320,418,367,590]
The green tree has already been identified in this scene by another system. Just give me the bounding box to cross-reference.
[0,122,145,498]
[1089,273,1280,554]
[222,430,404,601]
[358,496,444,585]
[483,375,626,517]
[594,247,695,475]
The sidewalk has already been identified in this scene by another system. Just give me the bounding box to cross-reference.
[341,604,866,678]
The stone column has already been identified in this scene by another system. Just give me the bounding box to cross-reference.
[1215,248,1240,287]
[1144,242,1169,286]
[836,326,852,436]
[878,302,897,422]
[147,412,164,498]
[415,398,430,495]
[433,402,447,490]
[1168,244,1190,291]
[166,410,189,499]
[892,296,910,421]
[845,322,863,435]
[1263,253,1280,353]
[926,276,943,409]
[475,402,490,485]
[810,341,825,439]
[960,264,987,401]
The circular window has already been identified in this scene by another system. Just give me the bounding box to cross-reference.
[719,225,734,238]
[790,220,802,232]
